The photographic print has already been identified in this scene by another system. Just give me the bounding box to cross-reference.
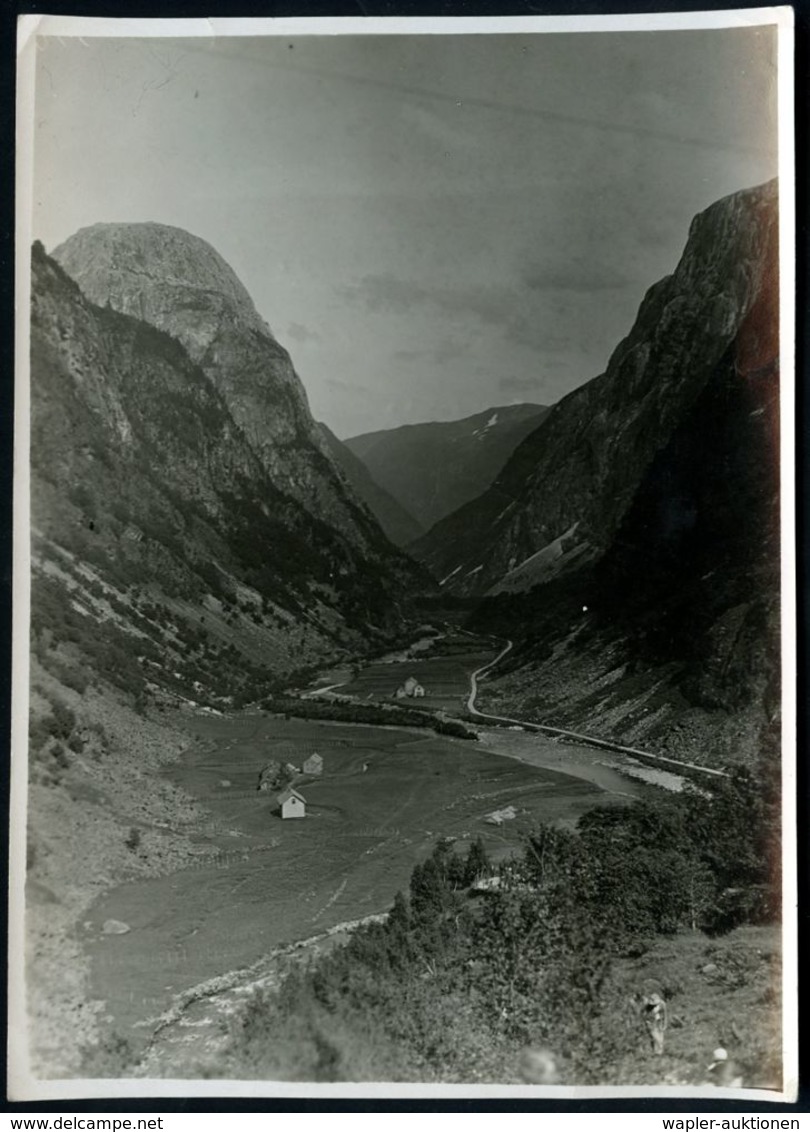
[10,11,796,1101]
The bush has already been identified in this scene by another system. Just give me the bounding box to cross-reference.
[265,696,477,740]
[51,699,77,741]
[50,742,70,771]
[220,759,780,1083]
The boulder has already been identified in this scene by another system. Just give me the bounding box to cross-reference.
[102,919,130,935]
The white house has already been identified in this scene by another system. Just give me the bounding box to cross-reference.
[278,787,306,819]
[395,675,426,699]
[302,753,323,776]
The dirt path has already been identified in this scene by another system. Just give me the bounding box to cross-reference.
[467,638,514,713]
[467,637,726,783]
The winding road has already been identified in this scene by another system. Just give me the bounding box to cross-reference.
[300,632,725,782]
[466,638,514,714]
[466,637,728,781]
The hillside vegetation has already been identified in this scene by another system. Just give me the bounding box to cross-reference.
[25,233,428,1074]
[30,241,426,716]
[217,752,780,1086]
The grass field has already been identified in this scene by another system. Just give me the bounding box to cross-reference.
[337,646,492,713]
[83,711,611,1049]
[608,924,782,1088]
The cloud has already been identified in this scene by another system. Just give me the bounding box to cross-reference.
[497,375,543,395]
[340,276,428,314]
[286,321,321,344]
[505,312,576,353]
[522,260,633,294]
[432,339,466,364]
[325,376,369,395]
[339,273,517,329]
[392,341,467,365]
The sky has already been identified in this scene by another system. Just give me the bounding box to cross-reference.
[30,26,778,437]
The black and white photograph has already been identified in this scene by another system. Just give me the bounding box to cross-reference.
[11,11,796,1100]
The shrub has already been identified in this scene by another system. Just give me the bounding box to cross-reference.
[51,699,77,741]
[219,758,780,1084]
[265,696,477,739]
[50,742,70,771]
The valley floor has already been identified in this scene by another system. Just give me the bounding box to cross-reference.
[79,710,624,1069]
[21,637,781,1092]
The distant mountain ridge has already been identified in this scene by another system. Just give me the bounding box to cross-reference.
[345,403,549,533]
[318,424,423,547]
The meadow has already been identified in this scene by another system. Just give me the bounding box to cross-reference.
[83,711,611,1051]
[336,643,493,713]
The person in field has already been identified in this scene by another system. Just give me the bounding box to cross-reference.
[641,991,667,1055]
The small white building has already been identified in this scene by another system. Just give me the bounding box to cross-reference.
[395,675,426,699]
[302,753,323,776]
[278,787,306,819]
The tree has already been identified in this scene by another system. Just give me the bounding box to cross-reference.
[464,837,489,885]
[409,860,443,922]
[389,890,411,932]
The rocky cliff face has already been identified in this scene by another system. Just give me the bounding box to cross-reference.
[346,403,549,533]
[29,241,420,710]
[52,223,397,553]
[412,181,779,597]
[465,180,780,767]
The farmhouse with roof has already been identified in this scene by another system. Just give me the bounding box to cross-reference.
[302,752,323,776]
[278,787,306,819]
[395,674,426,699]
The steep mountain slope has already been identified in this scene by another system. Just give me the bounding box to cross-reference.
[468,180,780,767]
[53,223,400,554]
[345,403,549,531]
[25,237,427,1076]
[413,181,778,597]
[29,242,419,714]
[318,423,423,547]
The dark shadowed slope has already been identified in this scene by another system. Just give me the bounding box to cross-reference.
[345,403,549,532]
[318,423,423,547]
[467,180,780,768]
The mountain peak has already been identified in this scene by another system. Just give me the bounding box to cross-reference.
[50,222,424,561]
[53,222,272,360]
